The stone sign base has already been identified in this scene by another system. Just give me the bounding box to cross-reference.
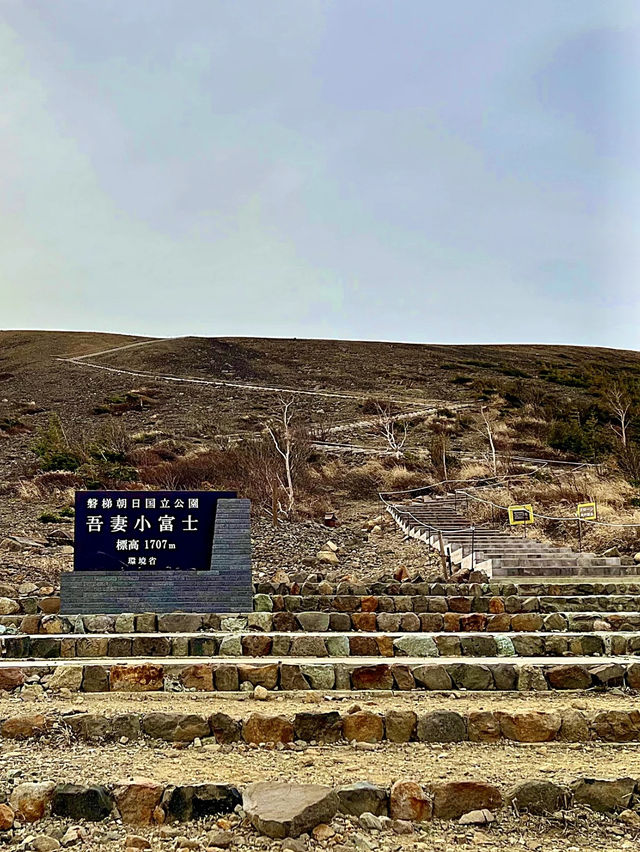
[61,498,252,614]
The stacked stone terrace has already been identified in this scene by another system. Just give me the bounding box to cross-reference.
[2,573,640,693]
[4,568,640,843]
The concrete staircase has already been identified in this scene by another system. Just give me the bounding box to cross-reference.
[387,494,635,578]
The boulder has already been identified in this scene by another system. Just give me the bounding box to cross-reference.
[237,664,279,689]
[449,663,494,691]
[141,713,209,742]
[351,665,393,690]
[113,779,164,824]
[214,665,239,691]
[300,664,335,690]
[10,781,56,822]
[417,711,467,743]
[508,781,568,815]
[0,667,25,692]
[179,664,214,692]
[0,598,20,615]
[296,612,330,632]
[392,636,438,657]
[161,784,241,822]
[467,711,501,743]
[497,711,561,743]
[209,712,242,744]
[592,710,640,742]
[110,664,164,692]
[293,711,342,743]
[242,635,273,657]
[243,782,339,838]
[571,777,635,813]
[431,781,502,819]
[51,784,113,821]
[389,781,431,822]
[337,782,388,817]
[413,665,452,691]
[1,713,51,740]
[48,666,84,692]
[0,803,14,830]
[342,711,384,743]
[385,710,417,743]
[280,664,310,691]
[547,665,592,690]
[243,714,294,744]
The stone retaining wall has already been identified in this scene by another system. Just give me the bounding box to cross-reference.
[4,707,640,745]
[4,629,640,660]
[1,775,639,829]
[5,607,640,637]
[1,658,637,693]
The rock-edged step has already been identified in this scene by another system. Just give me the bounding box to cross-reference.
[5,703,640,746]
[3,743,640,825]
[5,629,640,660]
[1,655,638,692]
[8,603,640,637]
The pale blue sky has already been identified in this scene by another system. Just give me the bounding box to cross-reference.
[1,1,639,347]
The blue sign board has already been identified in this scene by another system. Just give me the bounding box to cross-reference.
[74,490,236,571]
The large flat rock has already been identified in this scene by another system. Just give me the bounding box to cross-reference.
[242,782,339,838]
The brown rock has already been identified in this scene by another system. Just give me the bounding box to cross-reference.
[179,664,214,692]
[547,665,592,690]
[488,597,505,614]
[1,713,52,740]
[487,614,511,631]
[361,596,378,612]
[113,779,164,824]
[389,781,431,822]
[497,711,561,743]
[38,597,61,614]
[375,636,394,657]
[431,781,502,819]
[351,664,393,690]
[243,714,294,744]
[214,665,239,691]
[280,664,310,690]
[468,711,501,743]
[592,710,640,742]
[242,635,274,657]
[511,613,543,632]
[342,711,384,743]
[351,613,377,632]
[390,664,415,691]
[349,636,379,656]
[243,782,339,839]
[238,664,279,690]
[0,668,25,692]
[0,803,14,830]
[10,781,55,822]
[459,613,487,632]
[110,664,164,692]
[385,710,417,743]
[443,612,461,631]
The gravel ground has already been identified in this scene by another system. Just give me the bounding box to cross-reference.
[3,808,638,852]
[3,687,640,718]
[2,738,640,788]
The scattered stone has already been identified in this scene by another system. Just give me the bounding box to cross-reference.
[389,781,431,822]
[459,808,495,825]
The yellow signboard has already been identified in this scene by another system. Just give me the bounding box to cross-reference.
[508,504,534,526]
[577,502,597,521]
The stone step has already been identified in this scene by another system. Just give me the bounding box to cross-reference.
[0,655,637,692]
[493,565,640,578]
[3,765,640,831]
[4,630,640,661]
[5,703,640,746]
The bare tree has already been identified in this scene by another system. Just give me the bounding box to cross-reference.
[606,383,632,447]
[375,403,408,459]
[264,397,310,519]
[479,406,498,477]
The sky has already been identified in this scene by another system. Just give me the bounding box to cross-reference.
[1,1,639,348]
